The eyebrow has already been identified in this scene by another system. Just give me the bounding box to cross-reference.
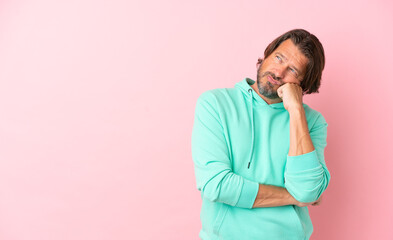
[276,52,300,75]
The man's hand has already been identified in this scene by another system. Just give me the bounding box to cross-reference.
[277,83,303,112]
[294,195,323,207]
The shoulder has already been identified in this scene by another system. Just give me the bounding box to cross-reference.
[197,87,239,99]
[302,103,328,128]
[196,87,242,106]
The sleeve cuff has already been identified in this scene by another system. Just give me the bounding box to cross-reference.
[286,150,320,172]
[235,178,259,208]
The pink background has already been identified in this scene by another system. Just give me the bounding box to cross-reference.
[1,0,392,239]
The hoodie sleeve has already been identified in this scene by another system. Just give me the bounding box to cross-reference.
[284,113,331,203]
[191,91,259,209]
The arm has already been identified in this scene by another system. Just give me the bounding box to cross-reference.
[193,92,301,209]
[252,184,323,208]
[192,91,321,209]
[252,184,296,208]
[278,83,331,203]
[192,91,259,208]
[278,82,315,156]
[288,107,314,156]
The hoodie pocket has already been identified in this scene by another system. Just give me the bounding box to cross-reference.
[289,205,305,236]
[212,204,229,235]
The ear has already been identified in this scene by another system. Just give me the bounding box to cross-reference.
[256,57,263,69]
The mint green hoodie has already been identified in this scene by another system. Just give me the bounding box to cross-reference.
[191,78,331,240]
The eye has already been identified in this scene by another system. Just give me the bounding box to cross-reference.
[275,55,282,61]
[289,68,298,77]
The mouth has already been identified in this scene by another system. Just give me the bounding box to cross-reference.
[267,75,280,85]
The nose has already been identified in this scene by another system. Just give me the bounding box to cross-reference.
[273,65,286,79]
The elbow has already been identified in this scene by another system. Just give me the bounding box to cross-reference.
[285,178,329,203]
[285,170,330,203]
[199,182,220,203]
[291,190,321,203]
[197,173,226,203]
[196,170,248,207]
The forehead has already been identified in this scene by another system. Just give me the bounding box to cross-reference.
[273,39,308,73]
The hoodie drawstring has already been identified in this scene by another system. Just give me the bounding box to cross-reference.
[247,89,255,169]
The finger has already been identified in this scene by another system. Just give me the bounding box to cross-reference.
[290,82,301,87]
[277,86,284,98]
[312,198,322,206]
[277,89,283,99]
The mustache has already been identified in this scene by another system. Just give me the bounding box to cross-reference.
[262,71,282,83]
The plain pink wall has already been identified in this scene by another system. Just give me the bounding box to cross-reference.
[1,0,392,239]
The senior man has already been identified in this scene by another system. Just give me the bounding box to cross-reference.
[192,29,330,239]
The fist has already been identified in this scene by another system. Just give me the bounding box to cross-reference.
[277,83,303,111]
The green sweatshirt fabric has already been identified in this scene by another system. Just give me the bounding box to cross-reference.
[191,78,331,240]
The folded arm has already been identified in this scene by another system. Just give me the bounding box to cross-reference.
[192,92,328,209]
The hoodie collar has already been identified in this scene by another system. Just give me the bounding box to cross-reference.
[235,77,285,169]
[235,77,285,109]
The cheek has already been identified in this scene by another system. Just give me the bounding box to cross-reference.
[261,58,274,69]
[263,59,274,68]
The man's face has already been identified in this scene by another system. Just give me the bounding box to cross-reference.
[256,39,308,100]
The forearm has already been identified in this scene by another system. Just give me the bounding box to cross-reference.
[285,106,329,203]
[288,107,315,156]
[252,184,296,208]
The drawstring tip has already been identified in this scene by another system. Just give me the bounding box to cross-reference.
[247,162,251,169]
